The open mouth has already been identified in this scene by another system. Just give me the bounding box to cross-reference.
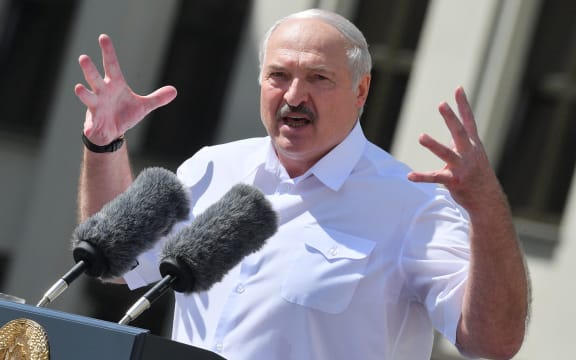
[282,116,311,127]
[277,104,316,128]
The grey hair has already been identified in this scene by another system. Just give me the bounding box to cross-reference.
[258,8,372,88]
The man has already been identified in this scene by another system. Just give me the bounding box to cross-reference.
[75,8,529,360]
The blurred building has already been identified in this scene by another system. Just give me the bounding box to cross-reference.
[0,0,573,358]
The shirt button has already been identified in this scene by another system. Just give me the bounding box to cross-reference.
[236,284,246,294]
[215,343,223,352]
[329,246,339,257]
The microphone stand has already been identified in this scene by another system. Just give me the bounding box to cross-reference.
[118,275,176,325]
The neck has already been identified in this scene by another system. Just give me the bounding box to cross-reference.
[279,156,315,178]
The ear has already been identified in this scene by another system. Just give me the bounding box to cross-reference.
[355,74,371,109]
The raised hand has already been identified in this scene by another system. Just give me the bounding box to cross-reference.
[74,34,177,145]
[407,86,503,211]
[408,87,529,359]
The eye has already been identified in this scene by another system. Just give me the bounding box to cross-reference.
[311,74,329,81]
[309,73,335,88]
[268,71,288,80]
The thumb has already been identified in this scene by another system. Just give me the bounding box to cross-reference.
[144,85,178,114]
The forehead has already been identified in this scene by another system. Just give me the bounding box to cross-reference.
[264,18,349,68]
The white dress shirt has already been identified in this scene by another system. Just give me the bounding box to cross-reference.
[124,121,470,360]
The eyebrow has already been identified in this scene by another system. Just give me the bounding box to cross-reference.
[264,64,336,78]
[264,64,287,73]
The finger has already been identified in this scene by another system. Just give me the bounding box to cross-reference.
[418,133,461,165]
[143,85,178,113]
[455,86,479,140]
[78,54,104,91]
[438,101,471,151]
[407,170,455,185]
[83,110,95,135]
[74,84,98,107]
[99,34,125,81]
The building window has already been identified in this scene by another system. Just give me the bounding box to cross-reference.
[142,0,252,163]
[0,0,78,138]
[497,0,576,240]
[353,0,430,151]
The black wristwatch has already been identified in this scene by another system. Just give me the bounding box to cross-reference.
[82,133,125,153]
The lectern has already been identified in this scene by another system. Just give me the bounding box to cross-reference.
[0,299,225,359]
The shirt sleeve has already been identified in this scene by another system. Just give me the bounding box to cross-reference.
[399,189,470,344]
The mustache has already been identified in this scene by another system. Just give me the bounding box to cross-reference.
[276,103,316,122]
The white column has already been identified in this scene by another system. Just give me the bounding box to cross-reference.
[391,0,501,172]
[472,0,542,165]
[520,167,576,358]
[316,0,359,16]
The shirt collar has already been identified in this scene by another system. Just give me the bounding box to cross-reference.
[308,121,366,191]
[262,121,367,191]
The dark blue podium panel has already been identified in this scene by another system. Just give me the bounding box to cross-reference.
[0,300,225,360]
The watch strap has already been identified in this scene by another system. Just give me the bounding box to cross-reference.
[82,133,125,153]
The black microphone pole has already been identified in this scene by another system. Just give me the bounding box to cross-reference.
[118,258,192,325]
[36,262,86,307]
[37,241,109,307]
[118,275,176,325]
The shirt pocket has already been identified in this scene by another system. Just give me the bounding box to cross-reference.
[281,225,376,314]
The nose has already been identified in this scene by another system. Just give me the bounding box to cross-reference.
[283,78,308,107]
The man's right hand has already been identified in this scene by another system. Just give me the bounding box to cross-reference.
[74,34,177,145]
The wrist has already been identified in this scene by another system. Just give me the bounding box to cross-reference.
[82,133,125,153]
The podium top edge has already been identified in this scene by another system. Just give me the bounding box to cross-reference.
[0,299,148,336]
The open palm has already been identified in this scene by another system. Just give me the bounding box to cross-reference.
[408,87,502,211]
[75,34,176,145]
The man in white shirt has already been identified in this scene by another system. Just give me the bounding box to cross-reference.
[75,8,529,360]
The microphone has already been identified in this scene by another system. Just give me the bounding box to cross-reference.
[118,183,277,325]
[36,167,190,307]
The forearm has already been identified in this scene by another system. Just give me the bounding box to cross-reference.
[457,187,530,359]
[78,143,133,221]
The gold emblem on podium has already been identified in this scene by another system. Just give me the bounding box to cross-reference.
[0,318,49,359]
